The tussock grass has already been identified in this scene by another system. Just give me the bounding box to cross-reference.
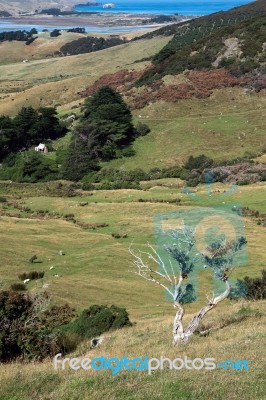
[0,301,265,399]
[0,182,265,399]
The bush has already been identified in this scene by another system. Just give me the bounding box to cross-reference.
[0,291,75,362]
[135,122,151,137]
[185,154,214,171]
[56,148,68,165]
[18,271,45,281]
[10,283,27,291]
[97,181,141,190]
[82,182,94,191]
[61,304,132,339]
[0,196,7,203]
[4,152,59,183]
[50,29,61,37]
[112,233,128,239]
[230,270,266,300]
[60,331,83,353]
[116,146,136,158]
[59,36,125,56]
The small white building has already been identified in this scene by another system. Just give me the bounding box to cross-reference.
[35,143,48,153]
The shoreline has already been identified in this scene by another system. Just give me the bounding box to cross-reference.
[0,13,193,32]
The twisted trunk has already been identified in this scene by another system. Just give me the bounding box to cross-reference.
[173,280,231,345]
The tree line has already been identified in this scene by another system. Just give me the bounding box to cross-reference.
[0,30,34,42]
[58,36,126,56]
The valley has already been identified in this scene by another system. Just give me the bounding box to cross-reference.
[0,1,265,399]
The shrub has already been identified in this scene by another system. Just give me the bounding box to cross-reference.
[10,283,27,291]
[64,213,75,221]
[18,271,45,281]
[116,146,136,158]
[112,233,128,239]
[0,196,7,203]
[60,331,83,353]
[135,122,151,137]
[61,304,132,339]
[97,181,141,190]
[82,182,94,191]
[50,29,61,37]
[59,36,125,56]
[0,291,75,362]
[185,154,214,171]
[230,270,266,300]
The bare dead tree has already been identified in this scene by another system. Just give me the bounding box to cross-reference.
[130,226,246,345]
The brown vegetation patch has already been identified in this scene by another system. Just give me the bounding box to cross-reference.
[78,69,143,97]
[186,69,250,92]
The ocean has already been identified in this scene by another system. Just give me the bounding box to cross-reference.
[0,0,253,33]
[74,0,252,16]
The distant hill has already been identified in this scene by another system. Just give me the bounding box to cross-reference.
[138,0,266,40]
[0,0,88,15]
[136,0,266,86]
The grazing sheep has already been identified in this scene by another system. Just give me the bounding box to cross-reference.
[24,279,30,284]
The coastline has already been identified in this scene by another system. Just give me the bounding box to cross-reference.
[0,13,191,33]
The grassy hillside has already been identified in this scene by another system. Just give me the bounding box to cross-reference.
[138,0,266,42]
[0,4,265,399]
[105,88,266,170]
[0,181,265,315]
[0,300,265,400]
[137,14,266,86]
[0,35,171,116]
[0,31,89,64]
[0,180,265,399]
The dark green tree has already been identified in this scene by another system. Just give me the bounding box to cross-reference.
[62,86,136,181]
[61,133,100,181]
[33,107,65,142]
[83,86,135,146]
[12,152,59,182]
[0,116,15,160]
[13,106,39,149]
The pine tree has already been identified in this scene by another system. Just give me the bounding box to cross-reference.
[61,133,99,181]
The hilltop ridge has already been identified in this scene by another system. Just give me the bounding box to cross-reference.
[0,0,88,15]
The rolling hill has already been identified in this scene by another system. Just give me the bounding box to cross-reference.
[0,2,265,399]
[0,0,88,15]
[136,1,266,86]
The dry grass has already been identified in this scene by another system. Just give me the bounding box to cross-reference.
[0,183,265,399]
[0,183,265,317]
[0,35,170,116]
[0,32,88,64]
[0,300,265,399]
